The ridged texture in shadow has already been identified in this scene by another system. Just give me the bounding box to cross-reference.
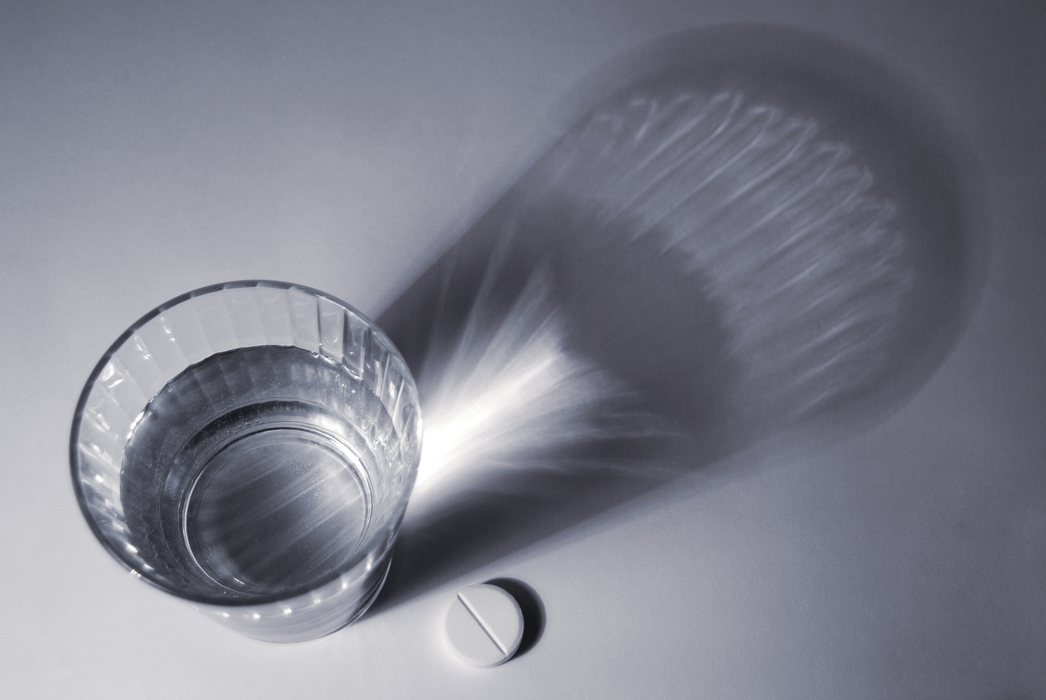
[529,87,917,428]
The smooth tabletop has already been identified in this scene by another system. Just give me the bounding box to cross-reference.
[2,1,1044,698]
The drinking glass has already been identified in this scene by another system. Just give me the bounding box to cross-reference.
[70,281,422,642]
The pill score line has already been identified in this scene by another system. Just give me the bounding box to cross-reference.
[456,591,510,654]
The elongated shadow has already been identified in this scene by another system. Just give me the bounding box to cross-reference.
[369,24,986,615]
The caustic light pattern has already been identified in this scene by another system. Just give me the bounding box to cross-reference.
[413,83,940,487]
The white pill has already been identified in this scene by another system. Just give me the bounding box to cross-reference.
[443,583,524,667]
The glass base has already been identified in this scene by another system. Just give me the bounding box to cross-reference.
[197,542,394,643]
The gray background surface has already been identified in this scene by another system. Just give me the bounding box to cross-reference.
[2,1,1044,698]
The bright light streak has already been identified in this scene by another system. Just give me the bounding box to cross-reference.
[413,271,620,495]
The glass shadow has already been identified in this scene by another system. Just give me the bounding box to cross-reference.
[369,24,987,615]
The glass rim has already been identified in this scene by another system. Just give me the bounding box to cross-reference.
[69,279,420,606]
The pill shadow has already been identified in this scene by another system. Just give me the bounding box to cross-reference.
[486,578,545,658]
[368,23,986,617]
